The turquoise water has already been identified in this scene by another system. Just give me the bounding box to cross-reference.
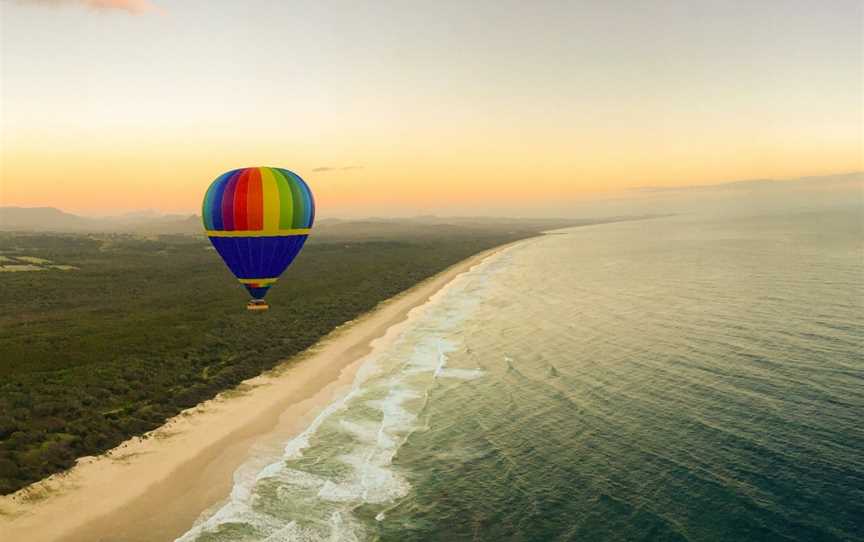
[179,209,864,542]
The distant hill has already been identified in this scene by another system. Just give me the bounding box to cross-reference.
[0,207,101,231]
[0,207,200,234]
[125,215,201,235]
[635,172,863,192]
[0,206,653,236]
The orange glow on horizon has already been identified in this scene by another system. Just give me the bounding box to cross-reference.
[1,1,861,216]
[2,122,861,216]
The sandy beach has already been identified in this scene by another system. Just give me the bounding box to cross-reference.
[0,241,522,542]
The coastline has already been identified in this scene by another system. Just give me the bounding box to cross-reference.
[0,238,527,542]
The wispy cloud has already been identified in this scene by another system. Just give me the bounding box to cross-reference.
[633,172,863,193]
[634,179,775,193]
[18,0,159,14]
[311,166,363,173]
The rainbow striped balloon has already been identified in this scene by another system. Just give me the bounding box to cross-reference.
[202,167,315,301]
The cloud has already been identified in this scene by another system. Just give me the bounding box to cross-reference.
[311,166,363,173]
[634,179,776,193]
[18,0,159,14]
[634,172,864,193]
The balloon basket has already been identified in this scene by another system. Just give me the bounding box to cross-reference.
[246,300,269,311]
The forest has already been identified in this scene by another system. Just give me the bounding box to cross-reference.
[0,219,597,494]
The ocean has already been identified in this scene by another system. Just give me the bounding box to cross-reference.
[178,209,863,542]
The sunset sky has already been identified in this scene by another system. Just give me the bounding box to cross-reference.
[1,0,861,217]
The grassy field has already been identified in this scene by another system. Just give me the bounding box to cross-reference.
[0,218,603,494]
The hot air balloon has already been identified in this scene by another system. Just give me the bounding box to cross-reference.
[202,167,315,311]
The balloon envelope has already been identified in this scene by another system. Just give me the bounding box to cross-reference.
[202,167,315,300]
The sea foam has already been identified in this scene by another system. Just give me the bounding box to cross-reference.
[177,249,514,542]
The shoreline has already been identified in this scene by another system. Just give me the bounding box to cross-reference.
[0,238,528,542]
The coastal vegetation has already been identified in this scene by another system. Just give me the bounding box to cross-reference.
[0,219,599,494]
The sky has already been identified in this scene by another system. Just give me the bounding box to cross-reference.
[0,0,861,217]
